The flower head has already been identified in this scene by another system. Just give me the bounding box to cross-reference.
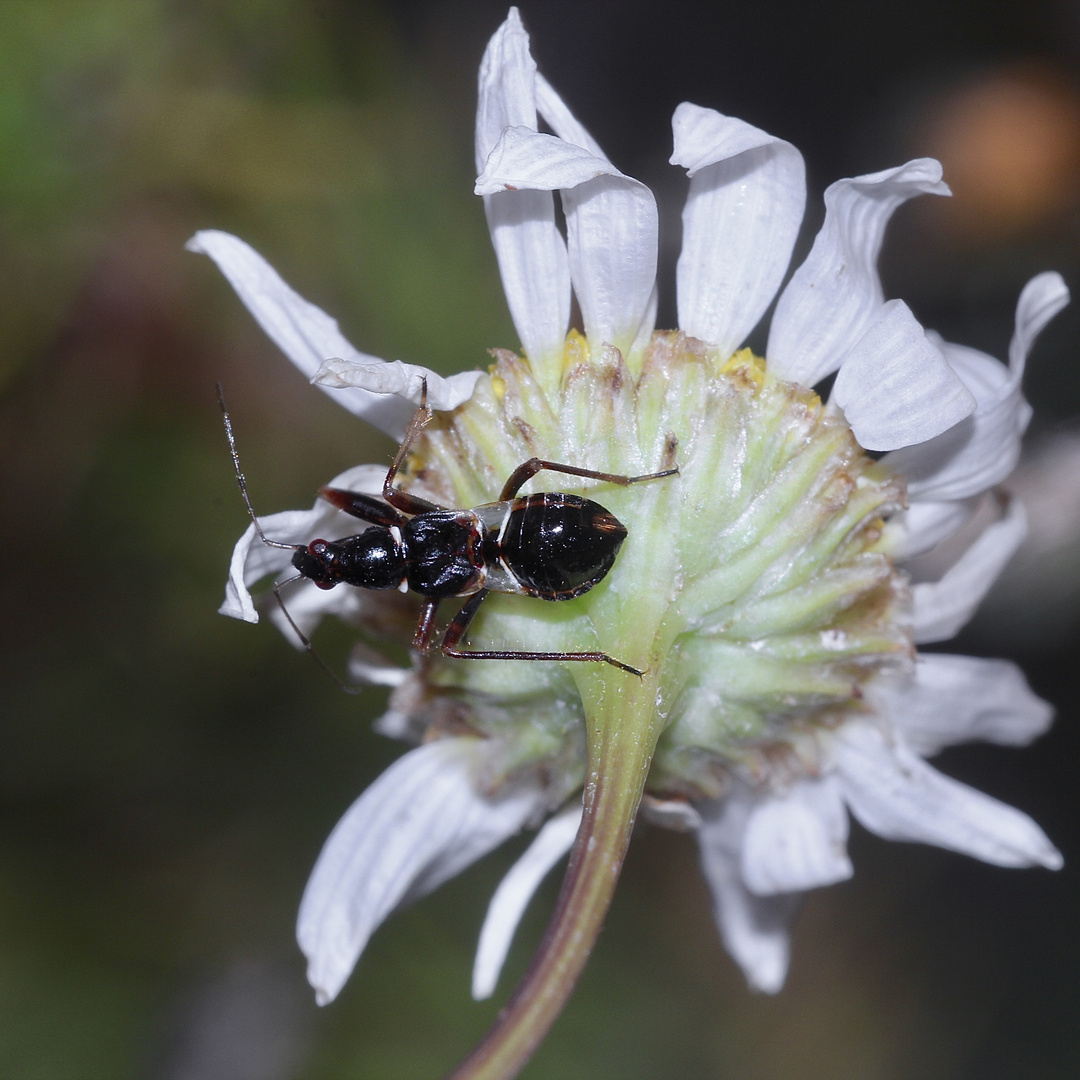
[191,8,1066,1078]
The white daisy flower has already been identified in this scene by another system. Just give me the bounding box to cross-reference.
[190,8,1066,1078]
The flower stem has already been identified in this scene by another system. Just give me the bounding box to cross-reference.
[445,671,662,1080]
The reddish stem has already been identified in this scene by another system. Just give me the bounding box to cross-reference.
[445,677,659,1080]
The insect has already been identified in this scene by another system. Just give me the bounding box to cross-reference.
[219,380,677,679]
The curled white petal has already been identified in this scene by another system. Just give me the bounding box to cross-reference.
[912,496,1027,643]
[768,159,950,387]
[869,653,1054,757]
[222,512,306,625]
[671,102,805,358]
[831,300,975,451]
[475,10,570,375]
[297,739,544,1005]
[697,794,799,993]
[220,463,388,627]
[1009,271,1070,374]
[886,343,1025,502]
[477,126,657,360]
[312,356,481,410]
[477,127,613,194]
[187,231,416,439]
[472,802,582,1000]
[887,274,1069,502]
[475,7,537,171]
[741,778,853,895]
[833,721,1062,870]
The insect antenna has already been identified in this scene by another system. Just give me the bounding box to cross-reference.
[216,383,364,696]
[216,383,297,552]
[270,575,365,696]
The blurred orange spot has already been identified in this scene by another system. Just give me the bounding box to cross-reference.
[919,65,1080,242]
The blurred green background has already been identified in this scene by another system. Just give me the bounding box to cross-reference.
[1,1,1079,1078]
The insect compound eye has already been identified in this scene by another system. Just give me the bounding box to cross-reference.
[292,538,339,589]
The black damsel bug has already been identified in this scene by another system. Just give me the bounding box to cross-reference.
[218,379,677,682]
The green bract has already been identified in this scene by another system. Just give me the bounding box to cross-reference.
[396,332,907,804]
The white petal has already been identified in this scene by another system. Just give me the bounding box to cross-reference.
[563,173,658,358]
[472,802,582,1000]
[869,653,1054,757]
[474,8,537,171]
[697,795,799,993]
[346,642,410,688]
[887,272,1069,502]
[483,193,572,372]
[884,343,1024,501]
[477,127,611,195]
[221,514,303,625]
[831,300,975,451]
[767,159,950,387]
[628,282,660,363]
[219,463,388,626]
[312,356,481,411]
[478,126,657,359]
[1009,271,1070,375]
[706,875,798,995]
[266,572,366,646]
[741,779,853,894]
[535,72,607,159]
[187,231,416,439]
[371,704,413,741]
[640,794,703,831]
[912,496,1027,643]
[833,721,1062,869]
[671,102,805,358]
[475,10,570,374]
[297,739,543,1005]
[885,498,979,561]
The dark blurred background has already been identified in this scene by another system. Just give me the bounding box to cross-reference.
[1,2,1078,1077]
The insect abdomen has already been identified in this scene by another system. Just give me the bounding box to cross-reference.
[500,493,627,599]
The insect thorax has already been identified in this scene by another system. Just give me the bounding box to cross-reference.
[403,510,485,597]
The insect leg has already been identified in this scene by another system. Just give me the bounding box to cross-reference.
[382,376,445,516]
[319,487,409,527]
[499,457,679,501]
[412,598,440,652]
[440,590,643,675]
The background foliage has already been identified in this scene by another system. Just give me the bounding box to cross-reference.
[2,2,1079,1077]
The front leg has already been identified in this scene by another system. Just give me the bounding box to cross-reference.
[382,376,445,516]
